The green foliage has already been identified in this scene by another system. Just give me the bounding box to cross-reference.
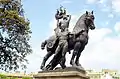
[0,0,32,71]
[0,74,7,79]
[0,74,33,79]
[0,74,20,79]
[22,77,32,79]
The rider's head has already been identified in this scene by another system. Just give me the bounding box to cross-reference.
[63,8,66,15]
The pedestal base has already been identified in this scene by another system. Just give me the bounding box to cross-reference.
[33,67,90,79]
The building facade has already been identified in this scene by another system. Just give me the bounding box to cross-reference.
[86,69,120,79]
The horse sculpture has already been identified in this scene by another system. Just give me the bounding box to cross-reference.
[40,11,95,70]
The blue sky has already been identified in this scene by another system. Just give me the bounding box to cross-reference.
[20,0,120,73]
[22,0,120,38]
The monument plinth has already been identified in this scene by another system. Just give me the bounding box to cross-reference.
[33,67,90,79]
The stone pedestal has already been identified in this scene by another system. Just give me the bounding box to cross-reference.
[33,67,90,79]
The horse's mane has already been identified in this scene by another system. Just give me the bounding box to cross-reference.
[77,13,86,21]
[72,13,86,32]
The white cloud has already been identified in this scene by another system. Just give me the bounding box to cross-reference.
[111,0,120,13]
[88,28,112,43]
[98,3,111,12]
[88,0,120,14]
[49,19,57,35]
[80,28,120,70]
[25,40,47,73]
[98,0,108,4]
[98,0,105,4]
[61,0,72,4]
[87,0,98,4]
[114,22,120,34]
[101,6,110,12]
[105,21,109,25]
[96,0,120,14]
[86,0,107,4]
[108,14,114,18]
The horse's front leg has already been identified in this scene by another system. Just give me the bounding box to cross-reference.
[70,41,81,66]
[75,45,85,67]
[40,51,53,70]
[75,33,88,68]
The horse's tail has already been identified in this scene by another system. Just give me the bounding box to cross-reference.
[41,40,47,50]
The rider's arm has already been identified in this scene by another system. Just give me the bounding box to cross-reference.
[66,15,71,28]
[58,21,61,29]
[67,15,71,22]
[55,14,63,19]
[57,20,59,28]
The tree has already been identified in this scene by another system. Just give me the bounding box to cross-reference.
[0,0,32,71]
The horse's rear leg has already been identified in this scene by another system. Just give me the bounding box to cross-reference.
[70,42,81,66]
[40,51,53,70]
[46,52,62,70]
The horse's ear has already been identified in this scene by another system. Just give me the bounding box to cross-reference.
[91,11,93,14]
[86,11,88,15]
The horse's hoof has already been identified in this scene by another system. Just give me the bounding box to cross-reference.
[70,62,73,65]
[75,63,84,70]
[77,66,84,70]
[75,62,81,66]
[62,65,66,69]
[70,61,77,67]
[70,60,74,65]
[42,67,47,71]
[40,65,45,70]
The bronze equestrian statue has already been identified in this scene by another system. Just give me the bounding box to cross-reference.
[40,10,95,70]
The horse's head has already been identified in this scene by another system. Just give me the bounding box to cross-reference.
[85,11,95,30]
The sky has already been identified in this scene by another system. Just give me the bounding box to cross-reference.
[20,0,120,73]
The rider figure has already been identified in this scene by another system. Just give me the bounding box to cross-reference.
[54,6,66,37]
[53,14,71,68]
